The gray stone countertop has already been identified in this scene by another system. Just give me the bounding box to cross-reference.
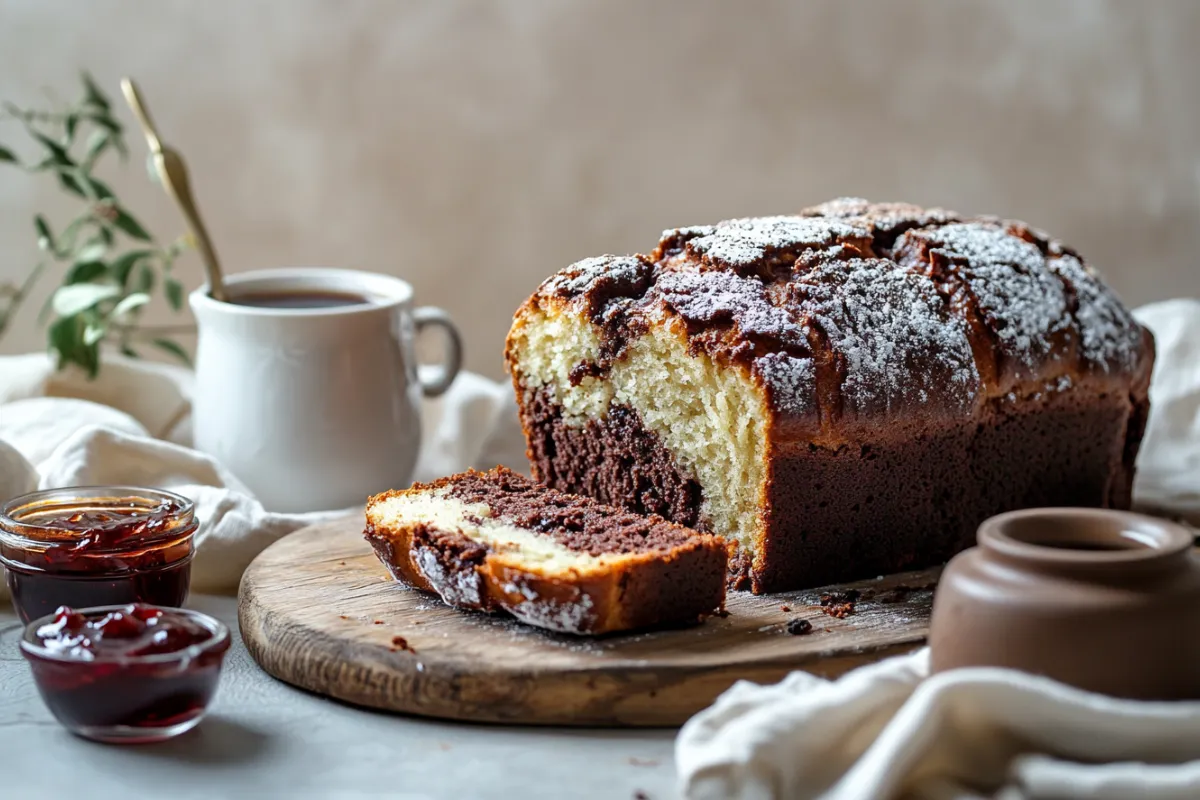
[0,595,676,799]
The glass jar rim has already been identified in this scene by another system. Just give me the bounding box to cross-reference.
[20,604,230,666]
[0,486,196,552]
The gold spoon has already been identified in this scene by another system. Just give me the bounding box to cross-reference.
[120,77,228,302]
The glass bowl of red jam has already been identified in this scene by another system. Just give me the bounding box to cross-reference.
[0,486,197,624]
[20,603,231,743]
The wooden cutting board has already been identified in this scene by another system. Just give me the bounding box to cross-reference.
[238,516,939,727]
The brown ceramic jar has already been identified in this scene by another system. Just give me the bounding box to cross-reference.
[929,508,1200,700]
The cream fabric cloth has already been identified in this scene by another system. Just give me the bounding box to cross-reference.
[678,650,1200,800]
[678,299,1200,800]
[0,353,527,594]
[1132,299,1200,524]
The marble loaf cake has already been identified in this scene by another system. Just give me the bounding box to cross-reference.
[504,199,1155,593]
[364,467,728,634]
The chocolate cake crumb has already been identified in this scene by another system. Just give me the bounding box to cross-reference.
[786,618,813,635]
[374,620,385,625]
[780,604,791,612]
[819,591,859,618]
[339,615,351,620]
[390,635,415,653]
[822,603,855,619]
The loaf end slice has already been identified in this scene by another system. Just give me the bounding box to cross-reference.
[364,467,729,634]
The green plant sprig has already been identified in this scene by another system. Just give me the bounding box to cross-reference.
[0,73,193,377]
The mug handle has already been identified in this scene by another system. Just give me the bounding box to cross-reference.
[412,306,463,398]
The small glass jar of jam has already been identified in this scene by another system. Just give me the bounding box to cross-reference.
[0,487,197,624]
[21,603,231,743]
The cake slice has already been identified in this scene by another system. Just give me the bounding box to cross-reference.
[364,467,729,634]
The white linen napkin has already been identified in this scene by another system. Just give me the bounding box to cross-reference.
[1132,299,1200,524]
[677,649,1200,800]
[677,299,1200,800]
[0,353,528,594]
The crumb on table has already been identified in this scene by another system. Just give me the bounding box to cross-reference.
[786,618,813,635]
[818,590,859,618]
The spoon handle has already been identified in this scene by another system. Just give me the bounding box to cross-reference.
[156,150,227,302]
[121,78,228,303]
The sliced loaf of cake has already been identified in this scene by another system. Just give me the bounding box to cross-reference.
[364,467,728,634]
[504,199,1154,592]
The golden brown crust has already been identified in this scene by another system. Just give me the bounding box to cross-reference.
[504,199,1154,450]
[502,200,1156,593]
[363,468,728,634]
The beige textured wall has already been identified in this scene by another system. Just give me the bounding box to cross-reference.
[1,0,1198,380]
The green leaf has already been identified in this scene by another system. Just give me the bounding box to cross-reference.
[83,321,106,346]
[111,292,150,318]
[0,145,16,164]
[34,215,55,252]
[86,112,120,134]
[32,131,73,167]
[133,262,155,294]
[47,314,100,376]
[120,344,141,359]
[47,315,80,365]
[110,249,154,286]
[165,277,185,311]
[76,241,108,263]
[113,208,152,241]
[98,225,114,246]
[73,171,113,201]
[63,114,78,146]
[84,129,109,162]
[65,260,108,284]
[152,337,191,366]
[51,283,119,317]
[52,168,111,200]
[81,72,111,111]
[56,170,84,197]
[58,217,98,253]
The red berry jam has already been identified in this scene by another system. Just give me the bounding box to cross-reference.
[20,604,230,744]
[0,487,196,623]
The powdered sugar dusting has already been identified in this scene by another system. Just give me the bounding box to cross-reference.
[504,577,597,634]
[660,224,716,245]
[800,259,980,415]
[686,216,865,269]
[415,547,485,607]
[804,198,958,242]
[655,269,809,348]
[544,255,648,297]
[754,353,817,416]
[1047,254,1142,373]
[921,223,1070,367]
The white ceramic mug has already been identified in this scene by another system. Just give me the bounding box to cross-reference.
[189,268,462,513]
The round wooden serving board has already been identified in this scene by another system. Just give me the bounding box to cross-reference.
[239,516,939,727]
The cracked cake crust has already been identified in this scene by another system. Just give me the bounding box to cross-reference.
[505,199,1155,592]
